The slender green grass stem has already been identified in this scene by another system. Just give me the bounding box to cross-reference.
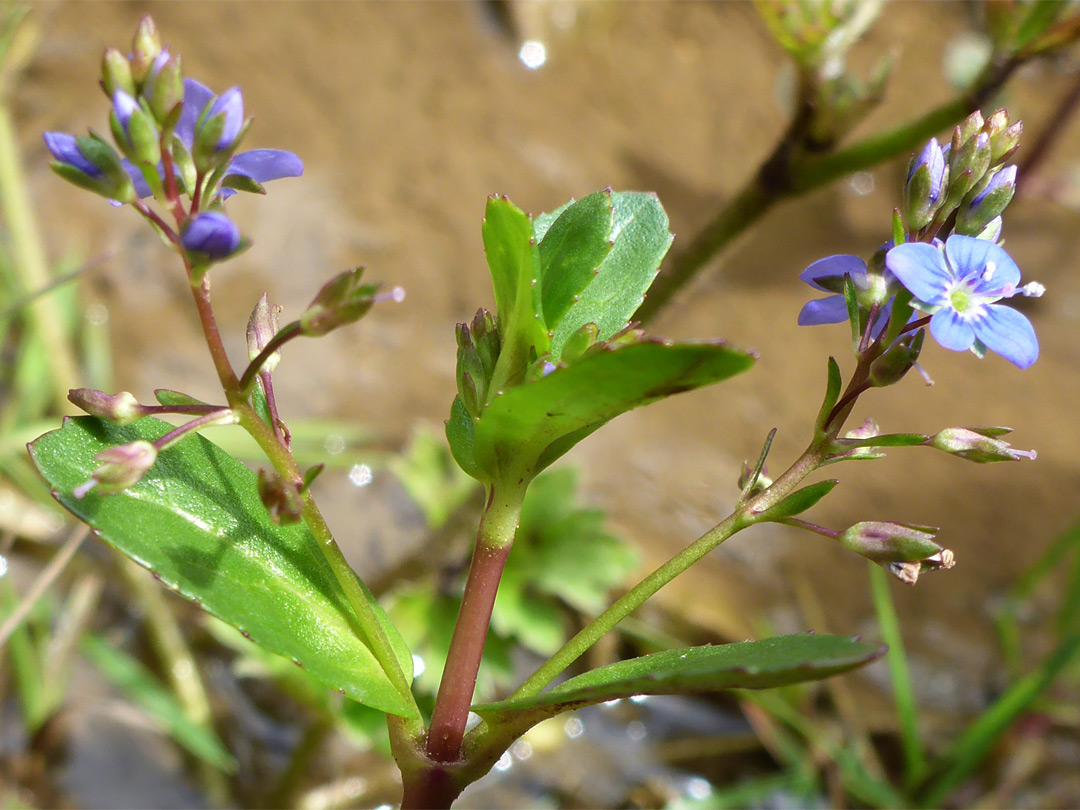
[119,559,232,807]
[869,562,926,791]
[0,104,81,411]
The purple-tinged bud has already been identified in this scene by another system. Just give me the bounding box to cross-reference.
[257,468,304,525]
[904,138,947,230]
[840,521,955,585]
[146,53,184,126]
[955,110,985,148]
[110,90,160,167]
[737,459,772,495]
[101,48,135,98]
[207,87,244,150]
[43,131,135,202]
[74,440,158,498]
[130,16,162,83]
[246,293,282,373]
[180,211,242,261]
[68,388,146,425]
[927,427,1036,463]
[44,132,103,179]
[975,215,1003,243]
[956,165,1016,236]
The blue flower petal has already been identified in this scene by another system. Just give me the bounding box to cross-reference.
[176,79,215,148]
[929,309,975,352]
[798,295,849,326]
[944,235,1020,290]
[208,87,244,150]
[225,149,304,183]
[120,159,154,198]
[886,242,952,305]
[972,304,1039,369]
[799,254,866,292]
[43,132,102,178]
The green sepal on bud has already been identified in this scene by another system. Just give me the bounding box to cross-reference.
[48,133,135,203]
[840,521,954,584]
[257,468,304,526]
[73,440,158,499]
[170,134,197,196]
[559,321,600,364]
[129,16,163,84]
[101,48,135,98]
[109,96,161,168]
[955,165,1017,236]
[68,388,146,426]
[146,53,185,127]
[299,267,399,337]
[868,328,923,388]
[455,309,502,418]
[925,426,1036,463]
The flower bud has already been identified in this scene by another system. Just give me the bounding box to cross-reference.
[470,308,500,378]
[868,329,923,387]
[903,138,947,230]
[560,321,600,364]
[975,215,1003,243]
[101,48,135,98]
[146,53,185,126]
[926,426,1036,463]
[247,293,282,373]
[180,211,242,261]
[257,468,304,525]
[299,267,391,337]
[840,521,955,584]
[956,165,1016,236]
[68,388,146,425]
[955,110,985,148]
[43,131,135,203]
[130,16,162,84]
[737,459,772,496]
[989,121,1022,165]
[74,440,158,498]
[109,90,160,167]
[947,131,992,202]
[193,87,246,170]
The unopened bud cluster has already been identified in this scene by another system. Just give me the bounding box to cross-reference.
[901,109,1020,240]
[456,309,502,418]
[840,521,955,585]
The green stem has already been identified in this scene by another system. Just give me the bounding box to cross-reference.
[0,103,81,412]
[635,58,1021,324]
[869,562,926,792]
[427,482,526,764]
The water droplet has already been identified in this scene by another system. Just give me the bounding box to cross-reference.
[519,40,547,70]
[348,464,373,487]
[849,172,874,196]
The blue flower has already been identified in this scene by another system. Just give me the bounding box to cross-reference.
[797,252,901,338]
[124,79,302,200]
[180,211,241,260]
[885,235,1043,369]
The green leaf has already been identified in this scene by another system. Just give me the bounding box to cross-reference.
[481,195,548,366]
[551,192,674,357]
[445,395,482,481]
[815,357,843,430]
[29,416,414,717]
[757,479,839,521]
[538,190,614,329]
[473,340,754,482]
[531,199,574,243]
[473,634,884,731]
[81,633,236,772]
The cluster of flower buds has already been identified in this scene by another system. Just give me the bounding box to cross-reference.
[840,521,955,585]
[902,109,1021,240]
[257,468,305,525]
[44,16,303,272]
[456,309,501,418]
